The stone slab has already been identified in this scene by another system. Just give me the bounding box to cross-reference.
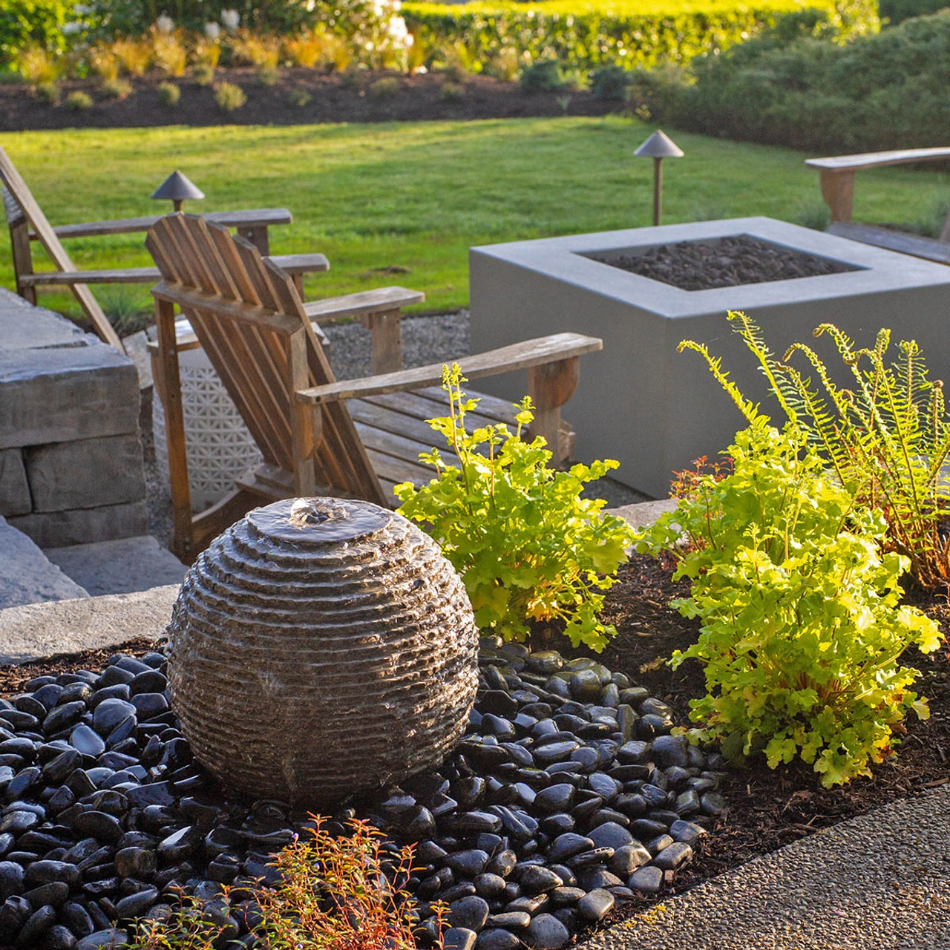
[0,449,31,518]
[8,500,148,548]
[45,535,187,596]
[470,217,950,497]
[0,584,179,664]
[607,499,678,532]
[25,433,146,513]
[0,343,139,450]
[0,287,93,351]
[0,515,88,609]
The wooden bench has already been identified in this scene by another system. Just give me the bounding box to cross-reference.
[806,148,950,264]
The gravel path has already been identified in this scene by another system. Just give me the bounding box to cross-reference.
[582,783,950,950]
[143,311,648,548]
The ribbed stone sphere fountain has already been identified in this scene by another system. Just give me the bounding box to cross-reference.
[166,497,479,808]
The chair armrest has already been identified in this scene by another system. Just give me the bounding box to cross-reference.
[266,252,329,275]
[303,286,424,322]
[296,332,603,405]
[49,208,294,240]
[20,266,160,286]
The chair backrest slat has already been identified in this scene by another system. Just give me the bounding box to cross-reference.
[147,213,386,505]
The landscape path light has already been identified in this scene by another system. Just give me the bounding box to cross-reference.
[634,129,684,226]
[151,170,205,212]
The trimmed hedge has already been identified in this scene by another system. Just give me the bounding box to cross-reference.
[635,10,950,154]
[402,0,879,73]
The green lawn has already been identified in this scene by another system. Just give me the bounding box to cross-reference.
[4,117,949,327]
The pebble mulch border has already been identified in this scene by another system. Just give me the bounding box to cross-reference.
[0,638,727,950]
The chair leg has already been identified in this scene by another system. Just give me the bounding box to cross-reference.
[154,297,195,561]
[8,217,37,305]
[360,309,404,375]
[528,356,580,464]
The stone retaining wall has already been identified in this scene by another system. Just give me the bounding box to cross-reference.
[0,289,147,546]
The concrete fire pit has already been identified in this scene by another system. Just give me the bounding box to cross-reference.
[470,217,950,497]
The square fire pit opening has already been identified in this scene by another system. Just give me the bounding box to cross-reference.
[470,217,950,498]
[578,233,863,292]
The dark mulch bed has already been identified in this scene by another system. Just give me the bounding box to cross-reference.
[589,235,854,292]
[0,67,623,132]
[3,553,948,935]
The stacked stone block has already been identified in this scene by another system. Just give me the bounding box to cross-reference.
[0,289,147,547]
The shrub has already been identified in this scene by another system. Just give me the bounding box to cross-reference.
[87,43,119,79]
[520,58,567,92]
[192,62,216,84]
[284,28,329,68]
[395,365,636,650]
[151,28,188,75]
[112,37,151,75]
[288,87,312,106]
[128,817,438,950]
[101,76,132,98]
[638,415,941,787]
[229,30,282,67]
[156,80,181,105]
[368,75,400,97]
[257,64,280,85]
[16,44,61,85]
[214,80,246,110]
[402,0,878,75]
[637,9,950,153]
[64,90,93,109]
[591,63,631,100]
[34,81,60,103]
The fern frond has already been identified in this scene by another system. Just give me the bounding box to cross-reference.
[678,339,760,424]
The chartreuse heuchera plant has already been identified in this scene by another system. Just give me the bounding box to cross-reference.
[395,364,636,651]
[638,318,942,787]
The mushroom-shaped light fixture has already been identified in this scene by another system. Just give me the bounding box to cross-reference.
[634,130,684,226]
[151,170,205,213]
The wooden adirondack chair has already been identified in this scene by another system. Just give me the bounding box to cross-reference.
[146,213,603,562]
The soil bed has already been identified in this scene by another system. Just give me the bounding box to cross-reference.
[0,68,622,132]
[2,554,947,941]
[591,235,853,291]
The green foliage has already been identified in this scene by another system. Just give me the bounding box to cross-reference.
[591,64,632,100]
[289,87,312,107]
[697,312,950,590]
[1,0,74,69]
[65,89,93,109]
[101,76,132,98]
[394,365,636,651]
[129,817,436,949]
[213,80,245,110]
[880,0,950,25]
[156,80,181,105]
[638,416,941,787]
[637,9,950,153]
[368,76,400,98]
[34,80,60,103]
[520,59,568,93]
[439,79,464,100]
[403,0,877,75]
